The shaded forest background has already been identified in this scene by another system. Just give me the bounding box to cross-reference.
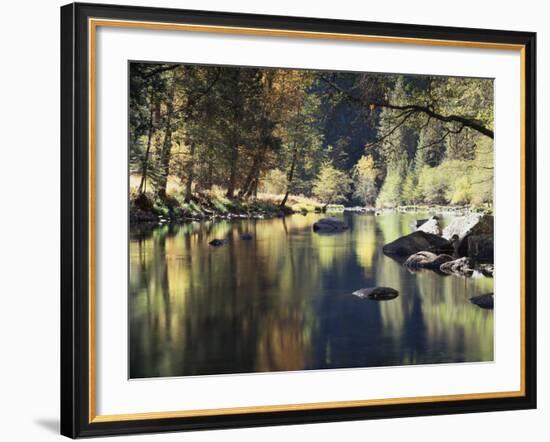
[129,62,494,220]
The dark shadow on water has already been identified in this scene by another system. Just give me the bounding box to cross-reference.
[34,418,59,434]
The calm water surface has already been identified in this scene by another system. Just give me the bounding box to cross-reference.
[129,212,493,378]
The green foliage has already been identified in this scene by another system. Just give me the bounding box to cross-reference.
[128,62,494,215]
[470,136,494,206]
[401,164,419,205]
[375,148,410,208]
[412,146,492,208]
[449,175,473,204]
[416,122,447,167]
[211,197,230,213]
[352,155,379,206]
[416,165,449,204]
[312,163,352,206]
[376,168,404,208]
[261,169,288,195]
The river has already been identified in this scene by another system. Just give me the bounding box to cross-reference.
[129,211,494,378]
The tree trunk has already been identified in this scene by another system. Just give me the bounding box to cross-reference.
[252,179,258,200]
[239,151,262,199]
[226,149,238,199]
[157,77,176,200]
[280,191,290,208]
[184,140,196,202]
[138,88,155,195]
[226,136,239,198]
[207,161,213,191]
[280,143,298,207]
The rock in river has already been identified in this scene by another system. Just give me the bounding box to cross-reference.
[469,293,494,310]
[209,239,226,247]
[478,263,494,278]
[439,257,475,277]
[240,233,253,240]
[442,214,493,256]
[312,217,348,233]
[416,216,442,235]
[467,234,494,263]
[352,287,399,301]
[382,231,453,258]
[404,251,454,270]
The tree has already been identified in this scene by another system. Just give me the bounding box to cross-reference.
[401,163,419,205]
[128,63,494,214]
[416,165,448,205]
[156,69,177,199]
[129,63,172,195]
[320,73,495,139]
[312,163,352,209]
[260,169,288,195]
[277,76,323,207]
[376,161,406,208]
[415,121,447,168]
[352,155,378,206]
[470,136,494,206]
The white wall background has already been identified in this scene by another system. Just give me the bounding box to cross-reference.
[0,0,546,440]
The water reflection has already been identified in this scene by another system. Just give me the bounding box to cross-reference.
[129,212,493,378]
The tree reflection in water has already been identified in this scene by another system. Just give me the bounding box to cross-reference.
[129,212,493,378]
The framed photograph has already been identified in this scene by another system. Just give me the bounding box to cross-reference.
[60,2,536,438]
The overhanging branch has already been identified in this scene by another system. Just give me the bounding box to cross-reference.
[320,76,494,139]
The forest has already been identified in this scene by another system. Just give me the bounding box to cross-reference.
[129,62,494,222]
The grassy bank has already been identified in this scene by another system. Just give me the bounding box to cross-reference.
[130,188,325,224]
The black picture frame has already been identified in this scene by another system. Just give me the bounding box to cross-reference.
[61,2,537,438]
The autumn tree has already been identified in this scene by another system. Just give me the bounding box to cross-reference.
[312,163,352,209]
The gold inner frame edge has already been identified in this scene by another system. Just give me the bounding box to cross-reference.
[88,17,527,424]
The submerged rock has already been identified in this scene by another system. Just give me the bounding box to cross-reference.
[470,293,494,309]
[312,217,348,233]
[352,287,399,301]
[382,231,453,258]
[404,251,454,270]
[209,239,226,247]
[240,233,253,240]
[416,216,442,235]
[440,257,475,277]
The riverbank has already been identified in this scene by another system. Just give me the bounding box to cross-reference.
[130,191,331,224]
[130,189,493,226]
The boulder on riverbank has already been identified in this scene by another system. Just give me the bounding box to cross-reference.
[404,251,454,270]
[352,287,399,301]
[440,257,475,277]
[415,216,442,235]
[382,231,453,258]
[313,217,348,233]
[442,214,494,257]
[468,234,494,263]
[470,293,494,309]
